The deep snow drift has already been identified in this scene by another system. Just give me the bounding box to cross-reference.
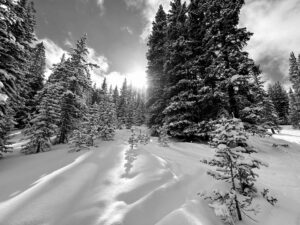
[0,127,299,225]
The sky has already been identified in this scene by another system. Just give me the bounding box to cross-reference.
[32,0,300,89]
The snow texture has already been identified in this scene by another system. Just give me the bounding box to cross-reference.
[0,126,299,225]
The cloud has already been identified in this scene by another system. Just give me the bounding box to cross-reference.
[96,0,105,15]
[87,46,110,85]
[39,38,67,79]
[64,38,73,47]
[38,38,109,85]
[123,0,171,41]
[38,37,145,89]
[128,0,299,86]
[121,26,133,35]
[240,0,300,84]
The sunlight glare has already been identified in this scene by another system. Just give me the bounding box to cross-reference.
[127,67,148,89]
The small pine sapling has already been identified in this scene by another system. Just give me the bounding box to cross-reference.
[201,116,269,222]
[158,125,169,147]
[69,129,89,152]
[261,189,278,206]
[69,106,99,152]
[128,129,138,149]
[137,129,150,145]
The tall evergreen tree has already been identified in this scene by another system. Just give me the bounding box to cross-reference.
[268,82,289,124]
[134,92,146,125]
[288,52,300,128]
[117,79,128,126]
[289,88,300,128]
[55,35,93,143]
[146,5,168,127]
[22,84,60,154]
[101,77,108,95]
[112,86,119,107]
[0,0,36,153]
[163,0,191,138]
[15,42,46,127]
[98,100,117,140]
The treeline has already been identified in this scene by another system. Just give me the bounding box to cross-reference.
[0,0,146,156]
[146,0,300,139]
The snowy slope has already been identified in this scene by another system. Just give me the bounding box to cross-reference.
[0,127,299,225]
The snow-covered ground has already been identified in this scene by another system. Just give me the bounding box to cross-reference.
[0,127,299,225]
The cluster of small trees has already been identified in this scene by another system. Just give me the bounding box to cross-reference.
[21,35,118,154]
[91,78,146,130]
[146,0,277,140]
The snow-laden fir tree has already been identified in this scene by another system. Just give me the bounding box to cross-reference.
[125,84,135,129]
[15,42,46,128]
[289,88,300,128]
[57,91,78,144]
[201,116,268,222]
[117,79,128,127]
[268,82,289,125]
[69,104,99,152]
[146,5,168,128]
[134,92,146,126]
[51,35,95,144]
[162,0,192,138]
[22,84,61,154]
[0,0,36,153]
[97,100,117,140]
[288,53,300,128]
[158,125,169,147]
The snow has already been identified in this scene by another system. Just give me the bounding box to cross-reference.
[0,126,299,225]
[273,125,300,144]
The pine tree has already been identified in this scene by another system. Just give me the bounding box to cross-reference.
[163,0,191,138]
[98,100,117,140]
[289,88,300,128]
[15,42,46,128]
[117,79,128,126]
[146,5,168,128]
[54,35,94,143]
[288,52,300,128]
[125,84,134,129]
[134,92,146,125]
[201,117,268,222]
[69,104,99,152]
[101,77,108,95]
[22,84,60,154]
[268,82,289,124]
[112,86,119,106]
[57,91,78,144]
[0,0,36,153]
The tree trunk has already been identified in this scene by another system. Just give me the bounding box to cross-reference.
[230,159,242,221]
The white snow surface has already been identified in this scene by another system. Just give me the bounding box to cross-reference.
[0,127,299,225]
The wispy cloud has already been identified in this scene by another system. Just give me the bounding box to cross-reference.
[121,26,133,35]
[38,38,67,79]
[96,0,105,15]
[87,46,110,85]
[123,0,171,41]
[38,37,110,86]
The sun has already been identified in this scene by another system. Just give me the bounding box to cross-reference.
[127,67,148,89]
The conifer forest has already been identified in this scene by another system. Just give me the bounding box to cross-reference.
[0,0,300,225]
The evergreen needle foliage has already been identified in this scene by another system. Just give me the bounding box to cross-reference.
[201,117,270,222]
